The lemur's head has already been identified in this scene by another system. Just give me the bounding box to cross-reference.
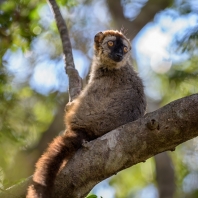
[94,30,131,69]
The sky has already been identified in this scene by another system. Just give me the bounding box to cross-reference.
[134,11,198,100]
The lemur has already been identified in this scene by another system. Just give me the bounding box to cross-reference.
[27,30,146,198]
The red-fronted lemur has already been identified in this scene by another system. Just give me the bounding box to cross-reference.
[27,30,146,198]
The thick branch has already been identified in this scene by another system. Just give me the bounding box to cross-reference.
[2,94,198,198]
[106,0,173,39]
[47,0,82,101]
[53,94,198,197]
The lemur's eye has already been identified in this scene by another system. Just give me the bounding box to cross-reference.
[107,41,114,47]
[123,46,128,53]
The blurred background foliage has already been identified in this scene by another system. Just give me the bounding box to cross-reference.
[0,0,198,197]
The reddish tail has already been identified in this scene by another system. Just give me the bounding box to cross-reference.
[27,130,86,198]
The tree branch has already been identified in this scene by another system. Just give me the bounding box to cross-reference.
[47,0,82,101]
[2,94,198,198]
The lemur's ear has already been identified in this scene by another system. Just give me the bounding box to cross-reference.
[94,32,103,51]
[94,32,103,43]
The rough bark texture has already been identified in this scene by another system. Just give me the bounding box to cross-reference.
[1,94,198,198]
[47,0,82,101]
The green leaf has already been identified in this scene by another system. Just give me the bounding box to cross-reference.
[86,195,98,198]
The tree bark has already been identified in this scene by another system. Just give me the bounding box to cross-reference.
[1,94,198,198]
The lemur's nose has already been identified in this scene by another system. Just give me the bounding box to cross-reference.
[115,53,123,59]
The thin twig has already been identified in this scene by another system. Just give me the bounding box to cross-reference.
[47,0,82,101]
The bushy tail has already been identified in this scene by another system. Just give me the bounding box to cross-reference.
[26,130,85,198]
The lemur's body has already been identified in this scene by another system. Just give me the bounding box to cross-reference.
[27,30,146,198]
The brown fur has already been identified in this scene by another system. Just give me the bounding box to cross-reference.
[27,30,146,198]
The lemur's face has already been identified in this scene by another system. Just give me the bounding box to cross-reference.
[102,35,130,62]
[94,30,131,69]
